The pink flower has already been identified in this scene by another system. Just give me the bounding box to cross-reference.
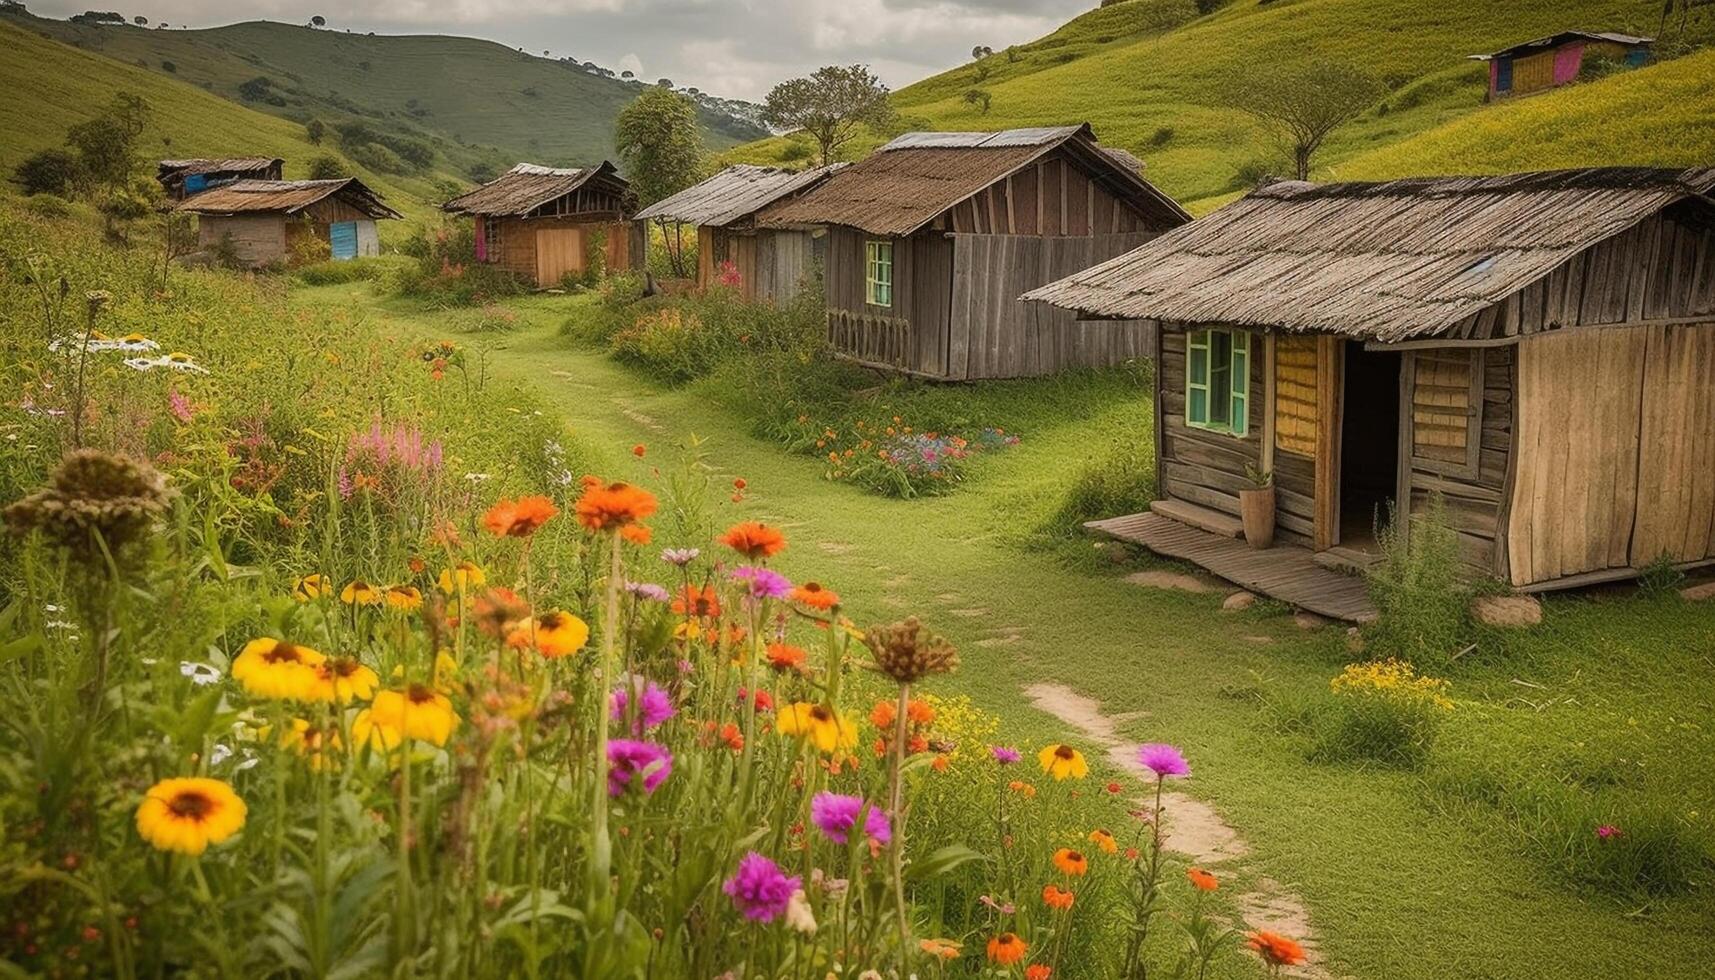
[992,746,1021,765]
[723,852,799,922]
[1596,824,1622,839]
[610,679,676,733]
[607,739,672,796]
[1137,743,1190,778]
[732,565,791,599]
[167,388,194,423]
[809,792,891,846]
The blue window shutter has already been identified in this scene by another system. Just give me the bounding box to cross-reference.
[184,174,207,194]
[1496,57,1513,92]
[329,221,358,260]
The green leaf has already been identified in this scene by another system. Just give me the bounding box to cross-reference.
[0,634,43,665]
[905,843,988,883]
[175,687,223,752]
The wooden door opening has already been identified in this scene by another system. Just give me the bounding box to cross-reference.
[1338,345,1401,552]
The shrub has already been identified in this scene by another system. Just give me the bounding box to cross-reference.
[21,193,76,219]
[346,140,407,175]
[1148,125,1175,147]
[306,154,346,180]
[1309,659,1452,767]
[1364,496,1471,666]
[294,255,406,286]
[13,149,82,196]
[384,224,527,307]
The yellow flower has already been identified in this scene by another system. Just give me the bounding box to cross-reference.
[354,684,459,749]
[1088,828,1118,854]
[437,561,486,594]
[135,777,247,856]
[231,639,326,700]
[340,580,382,605]
[280,719,343,770]
[776,702,860,754]
[1038,743,1089,781]
[292,573,330,602]
[432,651,461,693]
[506,610,589,658]
[311,656,380,703]
[384,585,423,612]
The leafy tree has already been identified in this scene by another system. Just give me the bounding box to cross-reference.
[614,88,705,277]
[133,15,145,25]
[13,148,82,196]
[306,154,346,180]
[963,89,992,115]
[305,118,325,145]
[761,65,892,166]
[467,161,498,184]
[970,45,993,59]
[70,11,124,24]
[310,14,325,27]
[160,59,175,71]
[64,94,150,190]
[1222,59,1379,180]
[97,178,156,246]
[657,78,673,88]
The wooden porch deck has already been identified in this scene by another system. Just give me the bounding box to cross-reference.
[1087,511,1379,623]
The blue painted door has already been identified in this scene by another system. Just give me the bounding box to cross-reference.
[1495,56,1513,94]
[329,221,358,260]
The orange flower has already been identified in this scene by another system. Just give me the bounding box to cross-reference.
[1008,780,1037,798]
[732,477,747,491]
[672,583,721,619]
[906,698,936,726]
[482,495,558,538]
[631,443,646,457]
[1052,848,1088,876]
[719,521,786,559]
[766,643,808,673]
[931,754,949,772]
[790,581,839,610]
[1187,867,1219,892]
[986,933,1027,966]
[1026,965,1053,980]
[574,480,658,531]
[870,700,897,729]
[1247,932,1307,967]
[919,938,961,961]
[1124,847,1140,861]
[1088,828,1118,854]
[620,523,653,545]
[1105,781,1123,795]
[1041,884,1074,910]
[473,587,529,637]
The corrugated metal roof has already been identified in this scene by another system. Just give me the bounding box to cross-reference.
[1469,30,1653,60]
[758,125,1187,236]
[632,163,847,227]
[158,157,283,176]
[171,177,400,218]
[1023,167,1715,342]
[441,161,628,217]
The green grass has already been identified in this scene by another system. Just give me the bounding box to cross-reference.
[0,17,454,231]
[727,0,1714,210]
[5,11,764,177]
[292,281,1715,978]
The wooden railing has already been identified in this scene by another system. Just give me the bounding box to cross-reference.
[827,310,913,370]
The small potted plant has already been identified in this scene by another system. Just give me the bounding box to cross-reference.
[1240,464,1275,549]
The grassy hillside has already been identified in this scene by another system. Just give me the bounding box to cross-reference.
[0,18,453,230]
[729,0,1712,209]
[4,12,766,179]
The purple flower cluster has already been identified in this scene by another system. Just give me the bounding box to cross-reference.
[991,745,1022,765]
[625,581,671,603]
[606,739,672,797]
[723,852,800,922]
[732,565,791,600]
[1137,743,1191,778]
[611,679,676,733]
[810,792,892,846]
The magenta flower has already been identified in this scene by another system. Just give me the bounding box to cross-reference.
[611,679,676,732]
[723,851,800,922]
[167,388,194,423]
[809,792,892,846]
[1596,824,1622,839]
[991,746,1022,765]
[732,565,791,599]
[1137,743,1190,778]
[607,739,672,796]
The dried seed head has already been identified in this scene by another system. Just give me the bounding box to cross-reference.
[863,616,958,684]
[3,449,171,557]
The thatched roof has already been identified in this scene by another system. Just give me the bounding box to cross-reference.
[172,177,399,218]
[1023,167,1715,342]
[757,124,1187,236]
[1470,30,1652,61]
[158,157,283,178]
[634,163,846,228]
[442,162,628,217]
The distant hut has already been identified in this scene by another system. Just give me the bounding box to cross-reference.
[442,163,636,287]
[1027,168,1715,618]
[755,125,1189,381]
[156,157,284,200]
[172,177,398,268]
[1469,31,1652,100]
[632,163,846,300]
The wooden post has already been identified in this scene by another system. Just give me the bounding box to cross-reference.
[1395,351,1415,551]
[1313,335,1344,550]
[1261,332,1278,477]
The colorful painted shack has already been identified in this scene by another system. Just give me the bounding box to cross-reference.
[172,177,398,268]
[1027,168,1715,619]
[156,157,284,200]
[442,163,637,287]
[632,163,845,301]
[1469,31,1652,100]
[755,125,1189,381]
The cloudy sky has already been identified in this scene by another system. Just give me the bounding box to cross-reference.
[31,1,1089,100]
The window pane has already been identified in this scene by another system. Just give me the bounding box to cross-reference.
[1188,387,1206,423]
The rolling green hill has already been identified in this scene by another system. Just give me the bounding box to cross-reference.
[0,17,453,229]
[728,0,1714,210]
[4,11,767,179]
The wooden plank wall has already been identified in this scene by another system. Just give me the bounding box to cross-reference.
[1404,346,1514,575]
[945,232,1155,380]
[535,226,584,285]
[1156,325,1288,537]
[1630,322,1715,564]
[199,214,287,267]
[753,230,817,303]
[925,151,1159,237]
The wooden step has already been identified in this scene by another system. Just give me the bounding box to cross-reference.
[1150,498,1244,538]
[1313,546,1381,575]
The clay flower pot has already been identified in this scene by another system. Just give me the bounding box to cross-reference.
[1239,485,1276,550]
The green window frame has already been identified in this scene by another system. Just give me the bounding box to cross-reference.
[1185,328,1250,436]
[865,240,893,308]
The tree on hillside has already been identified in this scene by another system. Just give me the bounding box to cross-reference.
[963,89,992,115]
[1221,59,1378,181]
[762,65,892,167]
[310,14,324,28]
[133,15,145,26]
[971,45,993,59]
[614,88,705,277]
[305,118,325,145]
[65,92,151,190]
[307,155,346,180]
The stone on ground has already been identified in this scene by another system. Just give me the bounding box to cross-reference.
[1471,594,1543,628]
[1125,570,1225,594]
[1222,591,1257,612]
[1680,580,1715,602]
[1292,610,1329,630]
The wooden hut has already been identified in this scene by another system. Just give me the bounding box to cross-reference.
[172,177,398,268]
[1026,167,1715,618]
[157,157,284,200]
[632,163,846,301]
[442,163,636,287]
[755,125,1189,380]
[1469,31,1652,100]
